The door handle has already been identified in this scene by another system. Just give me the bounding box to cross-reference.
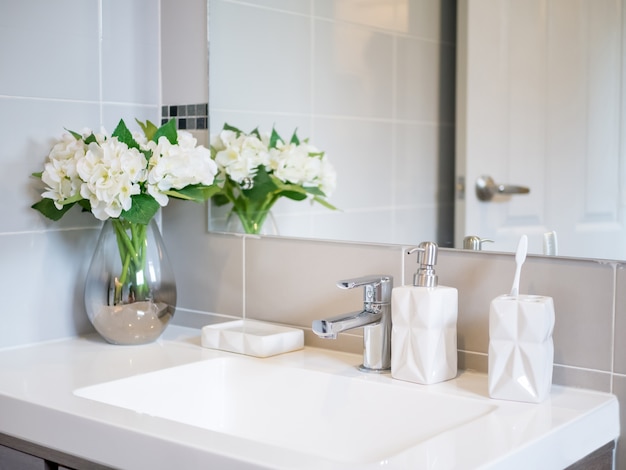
[475,175,530,201]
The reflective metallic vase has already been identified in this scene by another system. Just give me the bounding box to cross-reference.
[84,218,177,345]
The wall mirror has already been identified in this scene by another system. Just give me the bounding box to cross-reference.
[207,0,626,262]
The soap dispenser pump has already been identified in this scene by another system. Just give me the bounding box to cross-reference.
[391,242,458,385]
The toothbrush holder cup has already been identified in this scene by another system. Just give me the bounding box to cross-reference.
[488,294,555,403]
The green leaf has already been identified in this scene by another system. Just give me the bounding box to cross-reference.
[121,193,160,224]
[31,199,75,221]
[165,184,222,202]
[303,186,325,197]
[313,196,338,211]
[198,185,224,200]
[65,128,83,140]
[112,119,140,150]
[83,133,98,145]
[212,194,230,206]
[244,167,278,202]
[136,119,159,141]
[56,192,84,206]
[269,176,337,208]
[77,199,92,213]
[153,119,178,145]
[290,129,300,145]
[249,127,261,140]
[279,190,308,202]
[64,128,96,144]
[270,176,307,193]
[223,123,243,136]
[269,128,283,149]
[32,171,42,178]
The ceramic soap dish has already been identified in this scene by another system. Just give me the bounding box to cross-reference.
[201,319,304,358]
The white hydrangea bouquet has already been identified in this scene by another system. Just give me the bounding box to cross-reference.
[32,119,218,223]
[32,119,219,302]
[210,123,337,234]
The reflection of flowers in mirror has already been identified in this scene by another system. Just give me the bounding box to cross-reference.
[209,123,338,235]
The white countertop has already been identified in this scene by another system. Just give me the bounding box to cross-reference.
[0,325,619,469]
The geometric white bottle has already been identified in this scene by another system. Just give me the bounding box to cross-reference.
[391,242,458,385]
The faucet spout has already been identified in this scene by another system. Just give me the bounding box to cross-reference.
[312,309,382,340]
[312,275,393,373]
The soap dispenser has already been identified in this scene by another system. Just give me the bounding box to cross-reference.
[391,242,458,385]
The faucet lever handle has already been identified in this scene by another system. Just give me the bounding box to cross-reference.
[337,275,393,303]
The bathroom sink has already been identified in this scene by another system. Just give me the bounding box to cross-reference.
[0,327,618,469]
[75,355,495,464]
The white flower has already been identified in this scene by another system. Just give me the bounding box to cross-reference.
[132,130,148,148]
[210,125,337,206]
[41,133,86,208]
[147,132,217,206]
[76,138,145,220]
[209,129,235,151]
[267,140,337,197]
[318,158,337,196]
[213,130,269,185]
[34,119,220,224]
[271,144,314,185]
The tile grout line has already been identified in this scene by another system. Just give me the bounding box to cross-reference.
[242,235,246,319]
[610,263,618,392]
[97,0,103,126]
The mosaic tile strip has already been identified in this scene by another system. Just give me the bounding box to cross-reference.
[162,103,208,130]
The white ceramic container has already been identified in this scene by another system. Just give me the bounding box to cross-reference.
[391,285,458,385]
[488,294,555,403]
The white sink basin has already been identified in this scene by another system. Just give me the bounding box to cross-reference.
[70,341,619,469]
[75,355,495,464]
[0,327,618,469]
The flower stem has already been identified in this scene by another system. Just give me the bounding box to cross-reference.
[111,219,150,302]
[232,195,278,234]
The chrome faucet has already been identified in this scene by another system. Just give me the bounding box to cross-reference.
[312,275,393,373]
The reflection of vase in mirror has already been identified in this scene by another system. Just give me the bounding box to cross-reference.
[225,208,279,236]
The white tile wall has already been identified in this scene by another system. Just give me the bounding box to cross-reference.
[101,0,161,104]
[161,0,208,105]
[0,2,100,101]
[207,0,456,246]
[0,0,160,347]
[209,1,312,113]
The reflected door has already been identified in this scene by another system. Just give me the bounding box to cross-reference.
[455,0,626,259]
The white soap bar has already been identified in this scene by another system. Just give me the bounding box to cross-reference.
[201,320,304,357]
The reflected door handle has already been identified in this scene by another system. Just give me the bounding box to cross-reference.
[475,175,530,201]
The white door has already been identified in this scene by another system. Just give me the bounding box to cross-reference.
[455,0,626,259]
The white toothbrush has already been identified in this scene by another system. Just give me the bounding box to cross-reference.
[510,235,528,297]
